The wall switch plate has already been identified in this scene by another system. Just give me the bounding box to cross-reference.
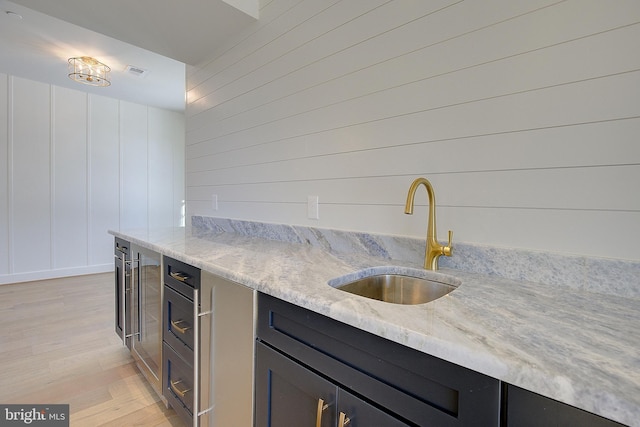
[212,194,218,211]
[307,196,319,219]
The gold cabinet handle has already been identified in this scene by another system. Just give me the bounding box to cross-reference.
[171,319,190,334]
[170,379,191,398]
[169,271,190,282]
[339,412,351,427]
[316,398,329,427]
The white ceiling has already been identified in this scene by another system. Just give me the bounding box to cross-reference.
[0,0,257,112]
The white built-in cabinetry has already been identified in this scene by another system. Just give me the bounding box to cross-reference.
[0,74,184,284]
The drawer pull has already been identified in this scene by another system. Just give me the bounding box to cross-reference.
[171,319,191,334]
[339,412,351,427]
[170,271,190,282]
[316,398,329,427]
[170,379,191,398]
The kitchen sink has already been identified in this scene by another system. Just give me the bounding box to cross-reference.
[329,268,460,305]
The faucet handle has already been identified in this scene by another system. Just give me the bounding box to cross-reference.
[443,230,453,256]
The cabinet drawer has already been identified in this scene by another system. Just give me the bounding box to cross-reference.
[163,284,194,363]
[164,256,200,298]
[163,342,193,425]
[257,292,500,426]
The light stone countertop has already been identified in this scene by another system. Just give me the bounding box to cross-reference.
[110,227,639,426]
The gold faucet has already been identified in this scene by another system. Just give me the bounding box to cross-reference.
[404,177,453,270]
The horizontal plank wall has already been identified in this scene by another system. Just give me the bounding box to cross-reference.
[0,76,185,284]
[185,0,640,260]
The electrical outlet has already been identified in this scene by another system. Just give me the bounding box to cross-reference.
[307,196,319,220]
[212,194,218,211]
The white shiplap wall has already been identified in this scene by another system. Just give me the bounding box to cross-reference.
[0,75,185,284]
[185,0,640,260]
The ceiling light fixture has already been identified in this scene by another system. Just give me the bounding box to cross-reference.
[68,56,111,87]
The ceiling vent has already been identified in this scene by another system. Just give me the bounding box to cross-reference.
[125,65,149,78]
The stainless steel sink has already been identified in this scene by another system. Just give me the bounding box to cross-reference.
[333,272,458,305]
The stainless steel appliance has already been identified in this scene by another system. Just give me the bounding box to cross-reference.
[114,238,131,348]
[114,239,163,396]
[130,244,163,394]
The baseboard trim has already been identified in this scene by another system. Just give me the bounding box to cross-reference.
[0,264,113,285]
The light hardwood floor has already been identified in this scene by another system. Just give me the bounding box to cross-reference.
[0,272,184,426]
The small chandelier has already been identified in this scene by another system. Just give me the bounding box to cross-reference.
[68,56,111,87]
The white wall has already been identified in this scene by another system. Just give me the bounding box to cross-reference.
[0,74,185,284]
[185,0,640,261]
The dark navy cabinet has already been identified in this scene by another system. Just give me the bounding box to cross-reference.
[256,342,407,427]
[255,292,501,427]
[503,385,625,427]
[162,255,201,426]
[254,293,626,427]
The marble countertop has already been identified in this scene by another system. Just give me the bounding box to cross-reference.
[110,227,639,426]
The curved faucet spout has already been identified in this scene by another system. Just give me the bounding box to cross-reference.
[404,177,453,270]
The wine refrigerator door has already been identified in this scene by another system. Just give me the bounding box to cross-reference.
[114,238,131,349]
[131,244,163,394]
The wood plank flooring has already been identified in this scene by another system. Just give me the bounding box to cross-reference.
[0,273,184,426]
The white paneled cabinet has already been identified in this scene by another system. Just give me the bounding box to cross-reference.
[0,75,185,284]
[53,86,88,269]
[0,74,9,275]
[89,96,120,266]
[149,108,185,229]
[121,101,149,231]
[11,77,51,274]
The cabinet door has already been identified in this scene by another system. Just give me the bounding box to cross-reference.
[504,385,624,427]
[255,342,337,427]
[114,237,131,344]
[114,252,126,342]
[131,245,162,391]
[338,389,409,427]
[114,238,131,349]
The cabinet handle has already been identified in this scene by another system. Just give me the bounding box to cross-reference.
[119,255,127,347]
[133,257,141,343]
[171,319,191,334]
[170,379,191,398]
[170,271,190,282]
[193,287,200,427]
[316,398,329,427]
[338,412,351,427]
